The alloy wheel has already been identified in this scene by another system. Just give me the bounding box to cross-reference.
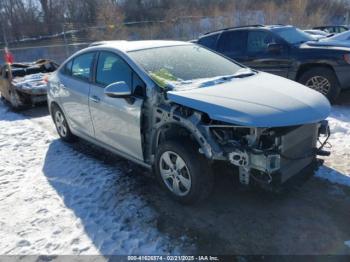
[54,111,68,138]
[305,76,331,96]
[159,151,192,196]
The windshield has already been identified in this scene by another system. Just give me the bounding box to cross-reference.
[273,27,314,44]
[128,45,243,88]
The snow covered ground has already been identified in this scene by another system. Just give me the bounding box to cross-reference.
[0,100,349,255]
[316,106,350,186]
[0,101,192,255]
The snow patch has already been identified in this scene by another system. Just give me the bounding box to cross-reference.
[315,106,350,187]
[0,101,192,255]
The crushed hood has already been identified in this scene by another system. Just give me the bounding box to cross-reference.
[167,72,331,127]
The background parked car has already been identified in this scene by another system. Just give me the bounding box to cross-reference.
[313,25,349,34]
[196,25,350,102]
[315,30,350,48]
[0,59,59,109]
[304,29,330,40]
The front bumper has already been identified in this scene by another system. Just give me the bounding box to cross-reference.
[227,121,330,188]
[251,158,322,192]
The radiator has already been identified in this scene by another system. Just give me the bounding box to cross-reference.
[279,123,319,183]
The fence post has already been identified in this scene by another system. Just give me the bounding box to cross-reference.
[62,24,69,57]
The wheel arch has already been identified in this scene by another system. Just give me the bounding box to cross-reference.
[151,122,204,157]
[296,63,338,82]
[49,101,61,119]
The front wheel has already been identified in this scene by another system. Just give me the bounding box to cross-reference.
[299,67,341,103]
[154,139,213,204]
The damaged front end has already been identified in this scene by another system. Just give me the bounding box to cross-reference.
[210,120,330,189]
[152,102,330,191]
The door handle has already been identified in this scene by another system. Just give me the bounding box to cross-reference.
[90,95,100,103]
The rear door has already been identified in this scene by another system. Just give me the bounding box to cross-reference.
[58,52,95,136]
[89,51,145,161]
[243,30,291,77]
[216,30,248,61]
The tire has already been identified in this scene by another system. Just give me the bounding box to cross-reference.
[154,139,213,204]
[9,90,23,110]
[52,104,76,143]
[298,67,341,103]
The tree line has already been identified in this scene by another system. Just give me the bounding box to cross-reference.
[1,0,349,44]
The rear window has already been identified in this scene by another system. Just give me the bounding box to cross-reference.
[71,53,95,80]
[198,34,219,49]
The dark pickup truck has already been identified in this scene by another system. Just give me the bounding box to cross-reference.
[196,25,350,102]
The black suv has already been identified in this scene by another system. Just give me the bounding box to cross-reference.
[196,25,350,102]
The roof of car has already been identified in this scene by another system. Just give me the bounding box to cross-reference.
[89,40,192,52]
[202,24,292,36]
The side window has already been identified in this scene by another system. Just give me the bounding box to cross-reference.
[62,59,73,76]
[247,31,279,55]
[96,52,132,88]
[329,27,336,33]
[339,27,347,33]
[198,34,219,50]
[217,31,247,55]
[71,52,95,80]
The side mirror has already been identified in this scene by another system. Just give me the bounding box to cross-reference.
[104,81,132,98]
[267,43,284,54]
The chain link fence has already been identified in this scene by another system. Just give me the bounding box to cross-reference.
[0,10,338,64]
[0,15,250,64]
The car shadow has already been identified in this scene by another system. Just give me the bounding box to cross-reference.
[42,138,194,254]
[0,100,49,121]
[42,138,350,255]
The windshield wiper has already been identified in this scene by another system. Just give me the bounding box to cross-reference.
[198,69,256,88]
[231,69,256,78]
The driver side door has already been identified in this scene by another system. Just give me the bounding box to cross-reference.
[243,30,291,77]
[89,51,145,161]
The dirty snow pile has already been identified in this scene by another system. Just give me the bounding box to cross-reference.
[0,101,191,255]
[316,106,350,186]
